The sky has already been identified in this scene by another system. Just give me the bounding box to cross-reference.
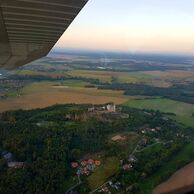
[54,0,194,54]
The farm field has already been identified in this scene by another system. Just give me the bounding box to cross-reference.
[66,70,122,82]
[0,81,132,112]
[66,70,157,83]
[17,69,66,78]
[153,162,194,194]
[66,70,187,87]
[143,70,194,80]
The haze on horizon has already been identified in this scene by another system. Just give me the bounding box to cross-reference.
[54,0,194,55]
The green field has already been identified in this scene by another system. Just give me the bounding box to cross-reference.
[124,98,194,127]
[87,157,120,190]
[125,98,194,116]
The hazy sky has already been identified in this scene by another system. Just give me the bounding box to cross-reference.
[55,0,194,54]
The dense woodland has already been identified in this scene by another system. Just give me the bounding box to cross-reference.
[0,104,194,194]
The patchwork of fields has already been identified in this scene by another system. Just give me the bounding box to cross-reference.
[1,69,194,128]
[0,81,130,112]
[66,69,194,87]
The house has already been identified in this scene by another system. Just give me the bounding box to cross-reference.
[83,168,90,176]
[88,107,95,112]
[8,162,24,169]
[95,160,101,166]
[86,163,96,171]
[88,159,94,164]
[122,164,132,171]
[108,181,113,186]
[128,155,138,163]
[65,114,72,119]
[120,113,129,119]
[71,162,78,168]
[140,138,148,146]
[81,160,88,166]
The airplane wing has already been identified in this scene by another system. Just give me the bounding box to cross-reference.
[0,0,88,69]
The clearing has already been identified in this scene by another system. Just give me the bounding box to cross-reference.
[111,135,126,141]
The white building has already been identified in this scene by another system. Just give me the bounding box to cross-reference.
[106,103,116,112]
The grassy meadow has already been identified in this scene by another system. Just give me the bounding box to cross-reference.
[87,157,120,190]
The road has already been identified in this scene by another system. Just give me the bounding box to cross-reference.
[65,175,82,194]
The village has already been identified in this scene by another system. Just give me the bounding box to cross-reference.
[71,159,101,176]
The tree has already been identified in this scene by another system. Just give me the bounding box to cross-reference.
[70,149,81,160]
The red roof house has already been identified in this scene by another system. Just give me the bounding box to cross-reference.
[81,161,88,166]
[71,162,78,168]
[88,159,94,164]
[95,160,101,166]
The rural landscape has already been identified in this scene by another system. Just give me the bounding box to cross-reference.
[1,51,194,194]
